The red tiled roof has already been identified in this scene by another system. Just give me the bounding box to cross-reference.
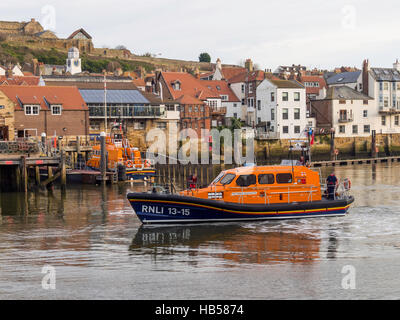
[0,86,88,111]
[161,72,219,102]
[221,67,247,80]
[0,76,40,86]
[200,80,240,102]
[227,71,248,84]
[300,75,327,95]
[133,78,146,87]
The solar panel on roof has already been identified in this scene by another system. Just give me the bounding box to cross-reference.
[79,89,149,104]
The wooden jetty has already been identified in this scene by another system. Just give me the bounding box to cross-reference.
[311,155,400,167]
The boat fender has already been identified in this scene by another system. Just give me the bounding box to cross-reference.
[126,160,134,168]
[344,178,351,190]
[144,160,151,168]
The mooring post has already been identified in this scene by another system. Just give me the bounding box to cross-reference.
[371,130,377,158]
[35,166,40,185]
[21,155,28,193]
[330,129,336,161]
[60,149,67,190]
[100,132,107,184]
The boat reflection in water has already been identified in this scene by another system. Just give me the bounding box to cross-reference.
[130,223,321,265]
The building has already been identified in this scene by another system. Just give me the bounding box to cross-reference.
[200,80,241,126]
[361,59,400,134]
[154,71,215,136]
[311,86,373,137]
[0,75,42,86]
[274,64,307,79]
[256,79,308,140]
[297,75,327,101]
[0,85,89,140]
[66,47,82,75]
[199,58,247,81]
[325,71,362,92]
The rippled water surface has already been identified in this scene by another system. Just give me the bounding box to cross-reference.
[1,163,400,299]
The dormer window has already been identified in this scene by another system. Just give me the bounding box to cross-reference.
[51,105,62,115]
[172,81,181,91]
[25,105,40,115]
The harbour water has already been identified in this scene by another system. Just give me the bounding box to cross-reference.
[0,163,400,299]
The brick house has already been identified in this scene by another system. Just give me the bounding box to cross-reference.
[0,86,89,139]
[154,72,214,136]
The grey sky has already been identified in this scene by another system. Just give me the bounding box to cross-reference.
[2,0,400,70]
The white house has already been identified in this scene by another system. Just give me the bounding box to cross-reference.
[362,59,400,134]
[200,80,241,124]
[312,86,373,137]
[256,79,308,140]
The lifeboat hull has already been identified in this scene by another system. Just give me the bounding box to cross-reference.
[127,193,355,224]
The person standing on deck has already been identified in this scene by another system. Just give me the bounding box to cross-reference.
[326,172,338,200]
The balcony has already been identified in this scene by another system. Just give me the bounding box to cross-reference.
[338,115,353,123]
[89,106,165,119]
[379,105,400,114]
[211,106,227,115]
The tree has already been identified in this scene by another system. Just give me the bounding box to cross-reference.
[198,52,211,63]
[115,45,127,50]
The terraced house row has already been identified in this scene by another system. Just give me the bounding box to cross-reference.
[1,48,400,145]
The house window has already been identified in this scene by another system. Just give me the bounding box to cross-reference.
[282,108,288,120]
[156,122,167,129]
[384,96,389,107]
[257,100,261,110]
[382,116,386,126]
[395,116,399,126]
[271,109,275,121]
[339,125,345,133]
[384,82,389,90]
[282,126,289,134]
[248,83,253,93]
[363,110,368,118]
[352,125,358,134]
[294,126,300,134]
[364,125,370,133]
[339,100,346,104]
[271,92,275,102]
[241,84,245,93]
[25,105,39,115]
[241,98,245,105]
[220,95,228,101]
[194,106,198,112]
[294,108,300,120]
[397,83,400,90]
[363,100,368,105]
[379,82,383,91]
[233,112,237,118]
[188,106,192,112]
[294,92,300,101]
[51,105,62,115]
[173,81,181,90]
[0,105,4,110]
[282,92,288,101]
[200,105,204,112]
[257,117,261,124]
[133,121,145,130]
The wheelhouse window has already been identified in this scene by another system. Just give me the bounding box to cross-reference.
[276,173,292,184]
[24,105,39,115]
[51,105,62,115]
[220,173,236,185]
[236,174,256,187]
[211,172,224,184]
[258,174,274,184]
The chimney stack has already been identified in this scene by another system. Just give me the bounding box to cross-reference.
[245,59,253,72]
[216,58,222,70]
[362,59,370,96]
[393,59,400,72]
